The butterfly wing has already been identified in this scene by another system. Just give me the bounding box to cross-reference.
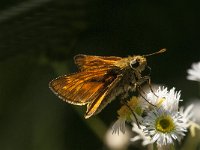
[74,54,122,71]
[50,55,124,118]
[85,74,122,118]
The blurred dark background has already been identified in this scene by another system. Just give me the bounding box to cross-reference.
[0,0,199,150]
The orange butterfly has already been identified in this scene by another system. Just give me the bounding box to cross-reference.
[49,49,166,118]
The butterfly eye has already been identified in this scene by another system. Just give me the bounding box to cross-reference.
[130,59,140,68]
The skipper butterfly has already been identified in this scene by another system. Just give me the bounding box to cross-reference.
[49,49,166,118]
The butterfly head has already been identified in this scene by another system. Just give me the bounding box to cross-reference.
[129,56,147,72]
[129,48,166,72]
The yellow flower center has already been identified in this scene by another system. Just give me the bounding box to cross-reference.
[117,96,141,120]
[155,115,175,133]
[117,105,131,118]
[128,96,139,107]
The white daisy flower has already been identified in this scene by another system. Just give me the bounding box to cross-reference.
[112,96,143,134]
[179,104,194,127]
[142,108,187,146]
[187,100,200,123]
[146,87,181,112]
[187,61,200,82]
[112,117,126,134]
[131,123,153,146]
[105,125,131,150]
[180,104,200,137]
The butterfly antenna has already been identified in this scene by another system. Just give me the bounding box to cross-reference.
[143,48,166,57]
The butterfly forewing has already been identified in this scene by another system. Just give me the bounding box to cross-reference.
[50,70,107,105]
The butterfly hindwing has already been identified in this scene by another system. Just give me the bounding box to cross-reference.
[74,54,122,71]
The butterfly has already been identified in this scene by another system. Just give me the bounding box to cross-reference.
[49,49,166,119]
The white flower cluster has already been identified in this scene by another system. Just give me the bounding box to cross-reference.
[111,61,200,148]
[187,61,200,82]
[112,87,198,147]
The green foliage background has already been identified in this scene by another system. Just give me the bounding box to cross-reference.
[0,0,199,149]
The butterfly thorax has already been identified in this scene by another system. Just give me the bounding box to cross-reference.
[114,55,147,75]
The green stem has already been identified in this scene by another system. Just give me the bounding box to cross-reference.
[156,143,175,150]
[198,82,200,97]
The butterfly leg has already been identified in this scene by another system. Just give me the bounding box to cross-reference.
[136,85,156,107]
[141,75,158,98]
[133,77,156,107]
